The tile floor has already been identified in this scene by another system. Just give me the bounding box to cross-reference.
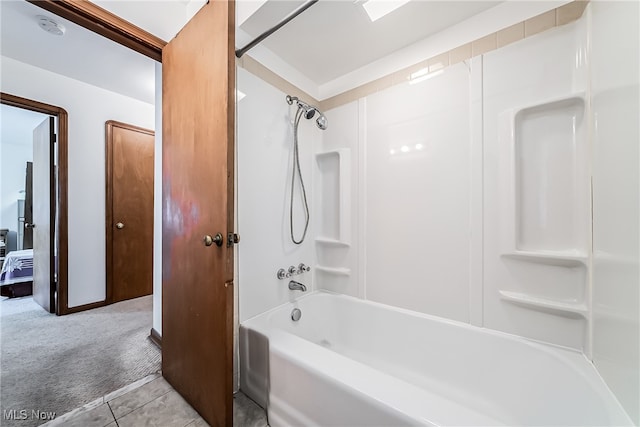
[42,374,268,427]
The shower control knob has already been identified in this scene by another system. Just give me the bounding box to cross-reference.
[298,263,311,273]
[277,269,290,280]
[288,266,298,275]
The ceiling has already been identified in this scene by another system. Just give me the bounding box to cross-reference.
[0,0,156,104]
[240,0,501,85]
[1,0,503,105]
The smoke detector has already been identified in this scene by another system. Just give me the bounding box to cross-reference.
[36,15,66,36]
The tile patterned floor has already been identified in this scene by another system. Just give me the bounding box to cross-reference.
[41,374,268,427]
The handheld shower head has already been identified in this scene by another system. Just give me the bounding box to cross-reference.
[286,94,328,130]
[316,114,328,130]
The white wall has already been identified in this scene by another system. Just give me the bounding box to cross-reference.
[482,19,590,351]
[315,101,360,297]
[153,62,163,333]
[364,65,471,321]
[317,64,474,325]
[590,2,640,424]
[237,67,317,322]
[325,39,593,334]
[0,105,50,250]
[1,56,154,308]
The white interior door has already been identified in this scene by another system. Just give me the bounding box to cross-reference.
[31,117,55,313]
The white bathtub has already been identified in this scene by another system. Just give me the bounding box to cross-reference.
[240,291,632,426]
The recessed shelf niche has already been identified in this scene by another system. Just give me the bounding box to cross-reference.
[514,96,586,253]
[315,149,350,245]
[497,94,589,320]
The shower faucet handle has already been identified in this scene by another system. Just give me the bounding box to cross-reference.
[277,269,290,280]
[278,264,310,279]
[298,263,311,273]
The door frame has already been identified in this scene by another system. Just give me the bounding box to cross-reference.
[26,0,165,61]
[21,3,237,423]
[0,93,70,315]
[16,0,166,314]
[105,120,155,304]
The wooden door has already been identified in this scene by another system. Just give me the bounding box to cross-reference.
[162,1,235,426]
[32,117,55,313]
[106,121,154,303]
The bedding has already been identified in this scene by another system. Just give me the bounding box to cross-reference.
[0,249,34,286]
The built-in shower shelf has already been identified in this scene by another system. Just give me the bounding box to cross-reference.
[316,266,351,276]
[499,290,587,319]
[315,238,351,247]
[501,251,587,267]
[315,149,351,245]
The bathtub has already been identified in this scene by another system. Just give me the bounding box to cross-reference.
[240,291,632,426]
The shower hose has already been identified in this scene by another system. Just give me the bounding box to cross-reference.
[290,106,310,244]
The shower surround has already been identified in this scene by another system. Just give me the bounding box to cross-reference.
[237,2,638,424]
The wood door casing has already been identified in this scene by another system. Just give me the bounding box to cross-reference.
[162,1,235,426]
[23,162,34,249]
[1,92,69,315]
[27,0,165,61]
[32,117,55,313]
[106,121,154,304]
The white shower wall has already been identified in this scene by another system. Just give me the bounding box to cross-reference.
[364,65,473,322]
[237,67,317,323]
[590,1,639,424]
[317,16,591,350]
[482,19,589,351]
[318,63,475,325]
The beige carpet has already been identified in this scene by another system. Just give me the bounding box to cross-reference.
[0,295,160,427]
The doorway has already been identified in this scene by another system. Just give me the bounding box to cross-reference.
[0,95,68,315]
[7,2,236,425]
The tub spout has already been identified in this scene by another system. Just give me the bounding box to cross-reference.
[288,280,307,292]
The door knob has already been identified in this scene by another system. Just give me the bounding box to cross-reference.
[116,222,124,229]
[204,233,223,247]
[25,223,36,229]
[227,232,240,247]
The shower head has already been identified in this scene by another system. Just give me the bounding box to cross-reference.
[303,106,317,120]
[286,94,328,130]
[295,100,316,119]
[316,114,328,130]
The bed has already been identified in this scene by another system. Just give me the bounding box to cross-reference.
[0,249,33,298]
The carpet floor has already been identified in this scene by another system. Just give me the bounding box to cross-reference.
[0,295,161,427]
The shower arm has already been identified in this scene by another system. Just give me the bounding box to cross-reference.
[286,94,328,130]
[235,0,319,58]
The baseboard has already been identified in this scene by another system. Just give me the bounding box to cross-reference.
[149,328,162,349]
[63,300,106,315]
